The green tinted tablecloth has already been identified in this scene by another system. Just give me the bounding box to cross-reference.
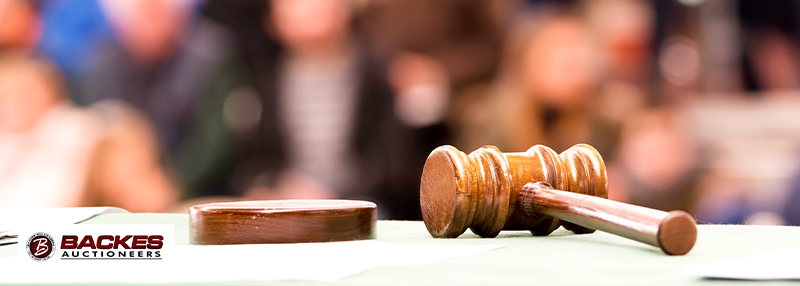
[1,213,798,285]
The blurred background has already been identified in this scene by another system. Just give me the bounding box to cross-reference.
[2,0,800,224]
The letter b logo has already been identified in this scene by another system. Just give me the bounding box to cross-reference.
[26,233,55,261]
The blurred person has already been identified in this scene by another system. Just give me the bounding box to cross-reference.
[0,0,113,100]
[365,0,510,175]
[746,29,800,92]
[236,0,415,218]
[586,0,654,86]
[201,0,279,82]
[739,1,800,225]
[0,53,177,211]
[36,0,112,100]
[0,0,41,52]
[363,0,504,91]
[388,52,450,130]
[739,0,800,93]
[452,6,619,158]
[386,51,451,164]
[0,53,91,207]
[585,0,651,124]
[84,101,179,212]
[606,108,699,211]
[84,0,245,198]
[385,51,452,219]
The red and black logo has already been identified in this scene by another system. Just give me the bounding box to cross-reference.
[60,235,164,260]
[26,232,55,261]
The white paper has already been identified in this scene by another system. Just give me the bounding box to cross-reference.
[0,207,129,238]
[0,241,504,283]
[685,248,800,280]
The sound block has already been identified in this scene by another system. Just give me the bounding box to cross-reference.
[190,200,377,244]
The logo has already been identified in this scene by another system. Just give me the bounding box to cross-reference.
[18,225,172,263]
[60,235,164,260]
[26,232,55,261]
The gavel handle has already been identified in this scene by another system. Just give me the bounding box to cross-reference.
[519,182,697,255]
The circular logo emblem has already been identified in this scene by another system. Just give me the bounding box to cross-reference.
[26,232,55,261]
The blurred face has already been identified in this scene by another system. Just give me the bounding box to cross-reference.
[587,0,653,80]
[750,30,800,91]
[0,65,60,133]
[0,0,41,50]
[271,0,351,54]
[521,17,598,110]
[619,113,694,189]
[102,0,189,62]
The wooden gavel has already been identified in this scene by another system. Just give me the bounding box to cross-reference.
[419,144,697,255]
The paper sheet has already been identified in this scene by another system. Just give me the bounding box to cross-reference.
[685,248,800,280]
[0,241,504,283]
[0,207,129,242]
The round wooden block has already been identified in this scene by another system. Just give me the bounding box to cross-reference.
[190,200,377,244]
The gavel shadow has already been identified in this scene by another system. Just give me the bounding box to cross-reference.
[454,228,663,255]
[702,278,800,282]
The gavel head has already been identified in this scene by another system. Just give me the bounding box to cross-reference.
[420,144,607,238]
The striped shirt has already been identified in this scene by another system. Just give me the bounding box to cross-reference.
[277,49,360,195]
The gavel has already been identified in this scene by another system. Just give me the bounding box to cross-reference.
[419,144,697,255]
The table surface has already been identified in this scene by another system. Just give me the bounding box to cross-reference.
[1,213,799,285]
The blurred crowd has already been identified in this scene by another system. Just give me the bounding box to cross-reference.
[2,0,800,224]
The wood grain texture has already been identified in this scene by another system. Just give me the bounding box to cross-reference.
[419,143,698,255]
[190,200,376,244]
[520,182,697,255]
[420,144,607,238]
